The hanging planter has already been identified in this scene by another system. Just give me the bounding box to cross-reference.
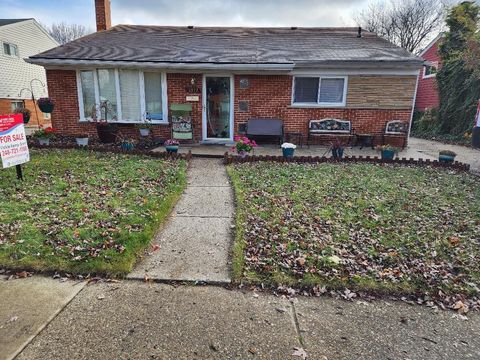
[37,98,55,113]
[14,108,31,124]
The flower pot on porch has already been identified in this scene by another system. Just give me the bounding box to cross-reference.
[472,127,480,149]
[282,147,295,158]
[332,148,344,159]
[381,149,395,160]
[96,124,118,144]
[439,155,455,163]
[165,145,178,153]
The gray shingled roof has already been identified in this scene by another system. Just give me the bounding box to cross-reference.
[29,25,422,68]
[0,18,32,27]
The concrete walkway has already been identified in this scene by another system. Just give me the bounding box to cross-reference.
[128,158,233,283]
[13,280,480,360]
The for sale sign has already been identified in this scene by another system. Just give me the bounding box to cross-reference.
[0,114,29,168]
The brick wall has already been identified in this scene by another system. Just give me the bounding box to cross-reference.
[46,70,414,144]
[415,40,441,111]
[234,74,413,136]
[0,98,50,126]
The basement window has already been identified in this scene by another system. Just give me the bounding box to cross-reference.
[292,76,347,107]
[77,69,168,123]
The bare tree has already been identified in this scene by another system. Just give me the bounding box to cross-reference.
[44,22,93,45]
[355,0,447,53]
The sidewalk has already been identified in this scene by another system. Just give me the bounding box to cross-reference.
[128,158,233,283]
[14,280,480,360]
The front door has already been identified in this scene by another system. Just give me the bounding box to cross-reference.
[202,75,233,142]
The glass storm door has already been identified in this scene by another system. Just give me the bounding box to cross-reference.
[203,75,233,141]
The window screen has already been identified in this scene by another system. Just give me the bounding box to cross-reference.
[119,69,141,121]
[144,72,163,120]
[319,78,345,103]
[294,77,319,103]
[80,70,95,118]
[97,69,117,120]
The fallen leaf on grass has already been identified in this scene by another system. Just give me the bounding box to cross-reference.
[6,316,18,323]
[292,347,308,359]
[152,244,161,252]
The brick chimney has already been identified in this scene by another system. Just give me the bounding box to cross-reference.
[95,0,111,31]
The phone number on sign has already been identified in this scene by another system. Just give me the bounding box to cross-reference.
[1,145,28,157]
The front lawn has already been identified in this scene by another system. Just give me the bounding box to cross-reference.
[0,149,187,276]
[228,162,480,303]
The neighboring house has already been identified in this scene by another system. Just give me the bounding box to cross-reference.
[415,34,442,112]
[0,18,58,126]
[28,0,423,144]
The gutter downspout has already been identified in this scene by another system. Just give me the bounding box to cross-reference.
[407,68,421,147]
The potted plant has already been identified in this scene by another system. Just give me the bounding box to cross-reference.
[75,134,90,147]
[281,142,296,158]
[439,150,457,163]
[230,136,257,158]
[32,126,56,145]
[136,119,152,137]
[164,139,180,153]
[14,108,31,124]
[37,98,54,113]
[120,137,136,151]
[376,144,399,160]
[331,138,345,159]
[90,102,118,144]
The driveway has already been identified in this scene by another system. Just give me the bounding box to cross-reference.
[409,137,480,173]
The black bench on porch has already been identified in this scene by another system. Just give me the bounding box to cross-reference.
[307,118,354,146]
[244,118,284,145]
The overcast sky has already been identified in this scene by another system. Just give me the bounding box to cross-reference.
[1,0,370,29]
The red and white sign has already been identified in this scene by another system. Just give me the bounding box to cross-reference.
[0,114,29,168]
[475,100,480,127]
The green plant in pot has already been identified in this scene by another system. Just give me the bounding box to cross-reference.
[37,97,54,113]
[90,101,118,144]
[14,107,31,124]
[164,139,180,153]
[439,150,457,163]
[331,138,345,160]
[376,144,399,160]
[32,126,56,145]
[120,137,136,151]
[281,142,296,158]
[230,136,257,157]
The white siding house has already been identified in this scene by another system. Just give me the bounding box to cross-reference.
[0,18,58,124]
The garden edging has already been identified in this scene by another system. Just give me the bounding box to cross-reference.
[223,152,471,171]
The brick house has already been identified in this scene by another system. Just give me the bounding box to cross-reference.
[27,0,423,145]
[0,18,58,127]
[415,34,442,112]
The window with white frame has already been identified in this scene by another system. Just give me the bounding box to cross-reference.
[3,42,18,57]
[77,69,168,123]
[293,76,347,106]
[10,100,24,112]
[423,62,438,78]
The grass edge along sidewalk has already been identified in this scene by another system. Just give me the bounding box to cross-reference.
[0,148,188,277]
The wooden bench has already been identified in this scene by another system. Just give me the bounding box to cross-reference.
[308,118,354,146]
[382,120,409,149]
[246,118,284,145]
